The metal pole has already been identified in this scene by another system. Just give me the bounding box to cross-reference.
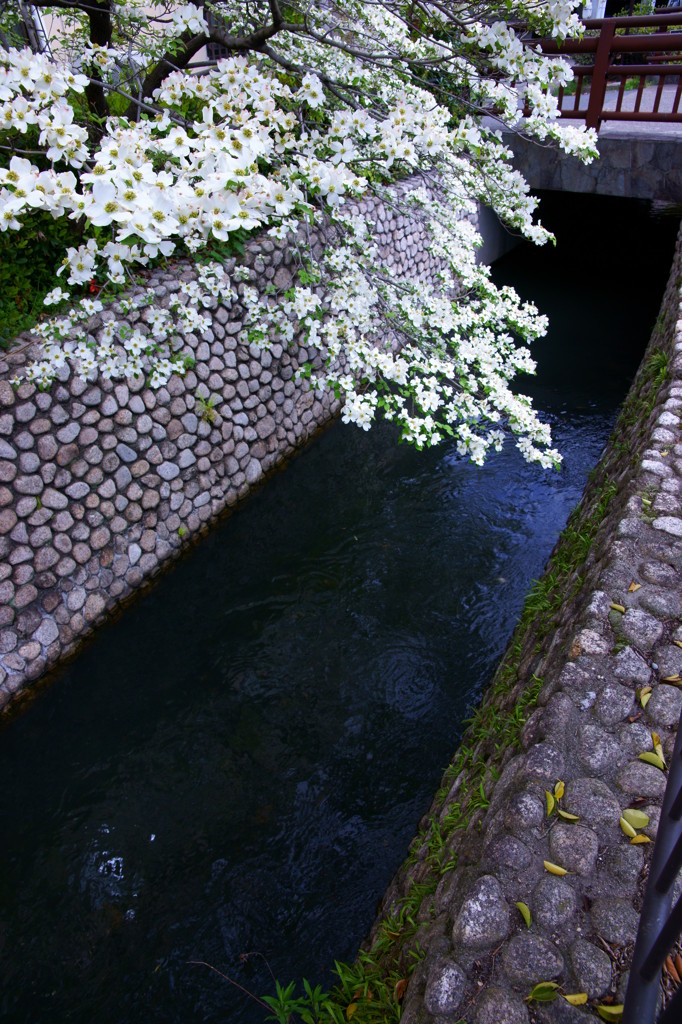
[623,705,682,1024]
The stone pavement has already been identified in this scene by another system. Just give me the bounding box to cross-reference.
[565,84,682,139]
[371,227,682,1021]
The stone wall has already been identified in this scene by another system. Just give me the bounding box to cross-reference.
[0,179,475,711]
[368,222,682,1023]
[507,130,682,204]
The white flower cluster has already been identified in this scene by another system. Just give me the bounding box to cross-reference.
[170,3,209,38]
[14,261,232,391]
[0,0,595,465]
[0,48,90,167]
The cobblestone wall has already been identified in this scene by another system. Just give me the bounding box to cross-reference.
[0,180,474,711]
[371,222,682,1023]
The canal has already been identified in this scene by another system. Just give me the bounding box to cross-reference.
[0,193,677,1024]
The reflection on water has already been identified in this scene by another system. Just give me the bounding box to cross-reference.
[0,194,677,1024]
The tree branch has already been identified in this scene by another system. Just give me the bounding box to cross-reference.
[123,29,208,120]
[83,0,112,123]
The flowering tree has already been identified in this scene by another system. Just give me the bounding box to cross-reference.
[0,1,598,465]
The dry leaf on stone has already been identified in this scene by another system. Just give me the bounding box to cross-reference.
[564,993,588,1006]
[545,790,555,816]
[610,603,626,613]
[543,860,568,876]
[638,751,666,771]
[638,685,652,708]
[628,582,641,593]
[631,834,651,844]
[619,816,637,839]
[622,808,649,829]
[597,1004,624,1021]
[554,780,565,800]
[557,810,580,822]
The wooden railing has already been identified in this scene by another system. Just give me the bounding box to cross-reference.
[536,10,682,128]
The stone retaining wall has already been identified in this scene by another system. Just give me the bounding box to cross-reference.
[0,179,476,711]
[369,222,682,1022]
[507,130,682,204]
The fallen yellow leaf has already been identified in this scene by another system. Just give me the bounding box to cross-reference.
[564,993,588,1006]
[543,860,568,876]
[620,816,637,838]
[515,901,532,928]
[622,808,649,829]
[597,1004,624,1021]
[639,751,666,771]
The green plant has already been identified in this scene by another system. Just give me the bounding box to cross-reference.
[0,211,78,347]
[616,0,656,24]
[196,394,218,423]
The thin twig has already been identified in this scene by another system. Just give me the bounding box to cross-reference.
[187,959,273,1011]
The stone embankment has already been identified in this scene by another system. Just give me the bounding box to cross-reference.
[0,180,474,711]
[372,224,682,1022]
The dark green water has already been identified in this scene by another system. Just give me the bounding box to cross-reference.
[0,194,677,1024]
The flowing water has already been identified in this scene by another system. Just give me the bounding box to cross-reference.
[0,194,677,1024]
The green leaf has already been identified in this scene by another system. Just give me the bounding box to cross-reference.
[527,982,560,1003]
[515,901,532,928]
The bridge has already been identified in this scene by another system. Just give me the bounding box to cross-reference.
[508,9,682,204]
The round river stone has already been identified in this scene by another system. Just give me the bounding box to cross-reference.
[501,933,564,987]
[549,823,599,877]
[569,938,612,998]
[452,875,510,949]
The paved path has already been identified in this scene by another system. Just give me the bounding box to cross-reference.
[563,83,682,138]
